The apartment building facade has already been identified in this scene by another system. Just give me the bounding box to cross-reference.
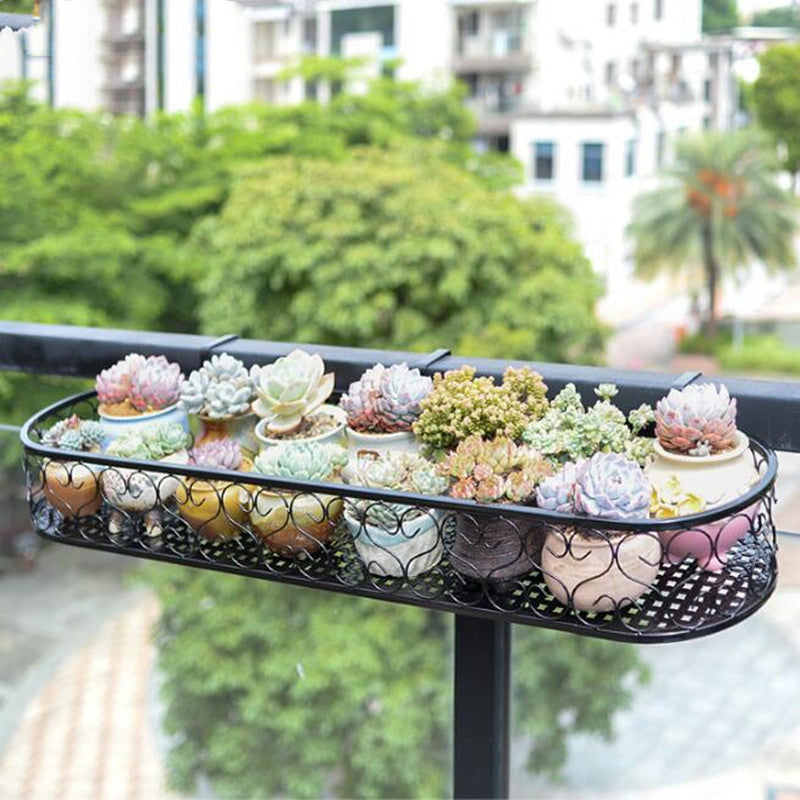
[0,0,739,314]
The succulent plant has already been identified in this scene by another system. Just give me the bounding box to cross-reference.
[96,353,146,407]
[535,459,586,513]
[344,452,447,529]
[655,383,737,457]
[339,364,385,432]
[43,415,106,452]
[650,476,707,519]
[253,441,347,482]
[179,354,258,419]
[129,356,184,413]
[439,435,552,504]
[376,365,432,432]
[97,353,183,415]
[413,366,548,451]
[253,349,334,435]
[107,422,190,461]
[189,438,243,472]
[573,453,651,522]
[341,363,433,434]
[523,383,654,467]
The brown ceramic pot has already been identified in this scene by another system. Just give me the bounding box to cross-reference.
[43,461,101,519]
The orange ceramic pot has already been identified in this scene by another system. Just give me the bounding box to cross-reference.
[43,461,101,519]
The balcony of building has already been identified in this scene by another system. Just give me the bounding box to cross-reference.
[453,4,531,74]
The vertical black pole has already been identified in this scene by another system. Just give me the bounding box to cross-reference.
[453,615,511,799]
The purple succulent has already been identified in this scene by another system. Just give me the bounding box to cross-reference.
[189,438,243,472]
[574,453,650,522]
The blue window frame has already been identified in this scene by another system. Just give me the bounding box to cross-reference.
[195,0,206,105]
[581,142,604,182]
[533,141,555,180]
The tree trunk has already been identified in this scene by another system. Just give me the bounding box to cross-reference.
[701,221,719,336]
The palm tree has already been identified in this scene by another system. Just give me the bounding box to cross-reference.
[628,130,797,334]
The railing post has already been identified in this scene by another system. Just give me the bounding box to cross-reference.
[453,615,511,799]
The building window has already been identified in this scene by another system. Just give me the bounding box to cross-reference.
[533,141,555,180]
[703,78,712,101]
[625,138,636,177]
[582,142,604,182]
[607,3,617,25]
[631,2,639,23]
[703,115,712,130]
[654,0,663,20]
[656,130,666,167]
[331,6,395,56]
[254,21,279,61]
[605,61,616,85]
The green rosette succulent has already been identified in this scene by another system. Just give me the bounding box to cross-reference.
[42,415,105,452]
[107,423,190,461]
[253,441,347,482]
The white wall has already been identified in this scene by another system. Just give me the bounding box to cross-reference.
[53,0,104,111]
[396,0,451,85]
[0,28,24,88]
[164,0,195,113]
[206,0,252,111]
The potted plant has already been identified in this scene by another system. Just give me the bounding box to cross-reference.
[524,383,654,467]
[413,365,548,453]
[340,363,432,458]
[537,453,660,612]
[645,382,761,571]
[100,422,191,537]
[175,438,252,542]
[438,435,552,584]
[179,353,259,454]
[244,441,348,556]
[40,415,106,519]
[252,349,346,450]
[96,353,188,443]
[343,452,449,578]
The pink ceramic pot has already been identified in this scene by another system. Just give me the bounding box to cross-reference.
[658,502,760,573]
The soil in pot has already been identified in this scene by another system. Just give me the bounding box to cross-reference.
[255,405,346,450]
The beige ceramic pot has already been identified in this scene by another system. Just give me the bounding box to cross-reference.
[542,528,661,613]
[43,461,101,519]
[645,431,759,507]
[345,428,419,460]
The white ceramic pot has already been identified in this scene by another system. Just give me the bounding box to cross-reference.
[101,451,188,536]
[345,428,420,460]
[254,405,347,451]
[98,403,190,448]
[344,505,443,578]
[646,431,762,572]
[542,528,661,613]
[645,431,759,507]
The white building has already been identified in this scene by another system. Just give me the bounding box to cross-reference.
[0,0,739,320]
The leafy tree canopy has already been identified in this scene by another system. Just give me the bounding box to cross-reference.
[752,5,800,26]
[194,149,605,363]
[753,43,800,178]
[702,0,740,32]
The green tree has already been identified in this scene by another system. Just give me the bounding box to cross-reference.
[147,567,648,799]
[702,0,739,32]
[194,149,605,363]
[628,130,796,334]
[753,43,800,187]
[752,5,800,26]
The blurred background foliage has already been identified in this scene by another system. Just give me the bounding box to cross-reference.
[0,65,645,798]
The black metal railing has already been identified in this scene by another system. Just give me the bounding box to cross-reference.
[2,321,798,799]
